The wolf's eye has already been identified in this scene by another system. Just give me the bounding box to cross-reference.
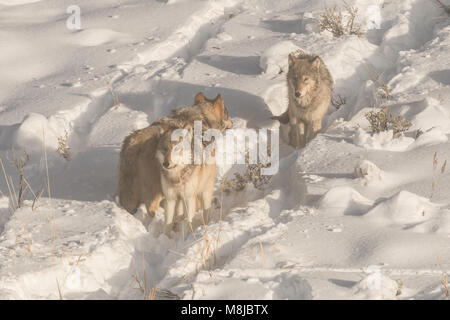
[304,77,309,81]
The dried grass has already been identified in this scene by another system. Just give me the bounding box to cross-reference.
[365,107,412,138]
[318,1,364,37]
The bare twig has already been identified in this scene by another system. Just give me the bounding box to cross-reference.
[7,150,30,208]
[331,94,347,109]
[107,81,120,108]
[57,131,72,161]
[0,157,16,212]
[432,0,450,16]
[318,1,364,37]
[56,279,64,300]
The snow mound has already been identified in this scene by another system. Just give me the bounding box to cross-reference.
[411,98,450,134]
[0,200,148,299]
[263,82,288,117]
[272,273,313,300]
[259,41,302,75]
[411,127,448,149]
[322,37,378,92]
[0,197,10,234]
[13,113,67,152]
[187,270,313,300]
[87,105,149,148]
[0,0,41,4]
[353,128,415,152]
[365,191,437,226]
[68,29,131,47]
[354,269,401,300]
[318,186,374,216]
[135,0,237,65]
[354,160,384,185]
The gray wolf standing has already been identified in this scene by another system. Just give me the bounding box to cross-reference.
[275,52,333,148]
[118,93,231,222]
[155,124,217,234]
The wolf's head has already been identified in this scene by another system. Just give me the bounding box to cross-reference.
[156,125,193,172]
[193,93,232,130]
[288,53,321,104]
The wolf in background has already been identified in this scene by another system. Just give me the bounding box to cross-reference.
[274,51,333,148]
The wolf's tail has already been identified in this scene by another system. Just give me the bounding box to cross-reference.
[271,110,289,124]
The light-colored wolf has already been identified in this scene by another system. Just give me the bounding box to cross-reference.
[117,93,231,221]
[275,52,333,148]
[155,124,217,234]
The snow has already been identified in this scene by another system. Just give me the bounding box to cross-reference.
[1,0,450,300]
[259,41,302,75]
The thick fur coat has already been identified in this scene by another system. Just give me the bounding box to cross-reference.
[275,51,333,148]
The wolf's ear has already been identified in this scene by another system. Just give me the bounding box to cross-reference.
[288,53,298,66]
[183,124,194,138]
[194,92,206,104]
[212,94,225,117]
[157,125,166,136]
[311,56,321,69]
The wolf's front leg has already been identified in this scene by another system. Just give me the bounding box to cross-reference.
[305,120,322,144]
[163,199,176,235]
[185,196,197,224]
[312,119,322,135]
[175,199,185,221]
[201,189,214,224]
[146,193,162,218]
[290,122,306,148]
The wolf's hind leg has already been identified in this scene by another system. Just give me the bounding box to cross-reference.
[146,193,162,218]
[185,196,197,224]
[305,120,321,144]
[120,196,140,215]
[288,123,298,147]
[290,122,306,148]
[119,183,140,214]
[201,189,214,224]
[312,119,322,134]
[175,198,185,221]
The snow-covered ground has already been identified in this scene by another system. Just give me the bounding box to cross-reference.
[1,0,450,300]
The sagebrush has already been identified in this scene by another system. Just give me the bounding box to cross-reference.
[57,131,71,161]
[365,107,412,138]
[220,162,272,194]
[318,1,363,37]
[432,0,450,16]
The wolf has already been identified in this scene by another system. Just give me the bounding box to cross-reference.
[117,93,231,220]
[274,52,333,148]
[155,124,217,234]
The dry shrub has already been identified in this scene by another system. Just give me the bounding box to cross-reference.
[8,150,30,209]
[365,65,391,99]
[220,162,272,194]
[430,152,447,200]
[331,94,347,110]
[57,131,71,161]
[365,107,412,138]
[1,150,32,210]
[107,81,120,108]
[438,257,449,298]
[432,0,450,16]
[319,1,364,37]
